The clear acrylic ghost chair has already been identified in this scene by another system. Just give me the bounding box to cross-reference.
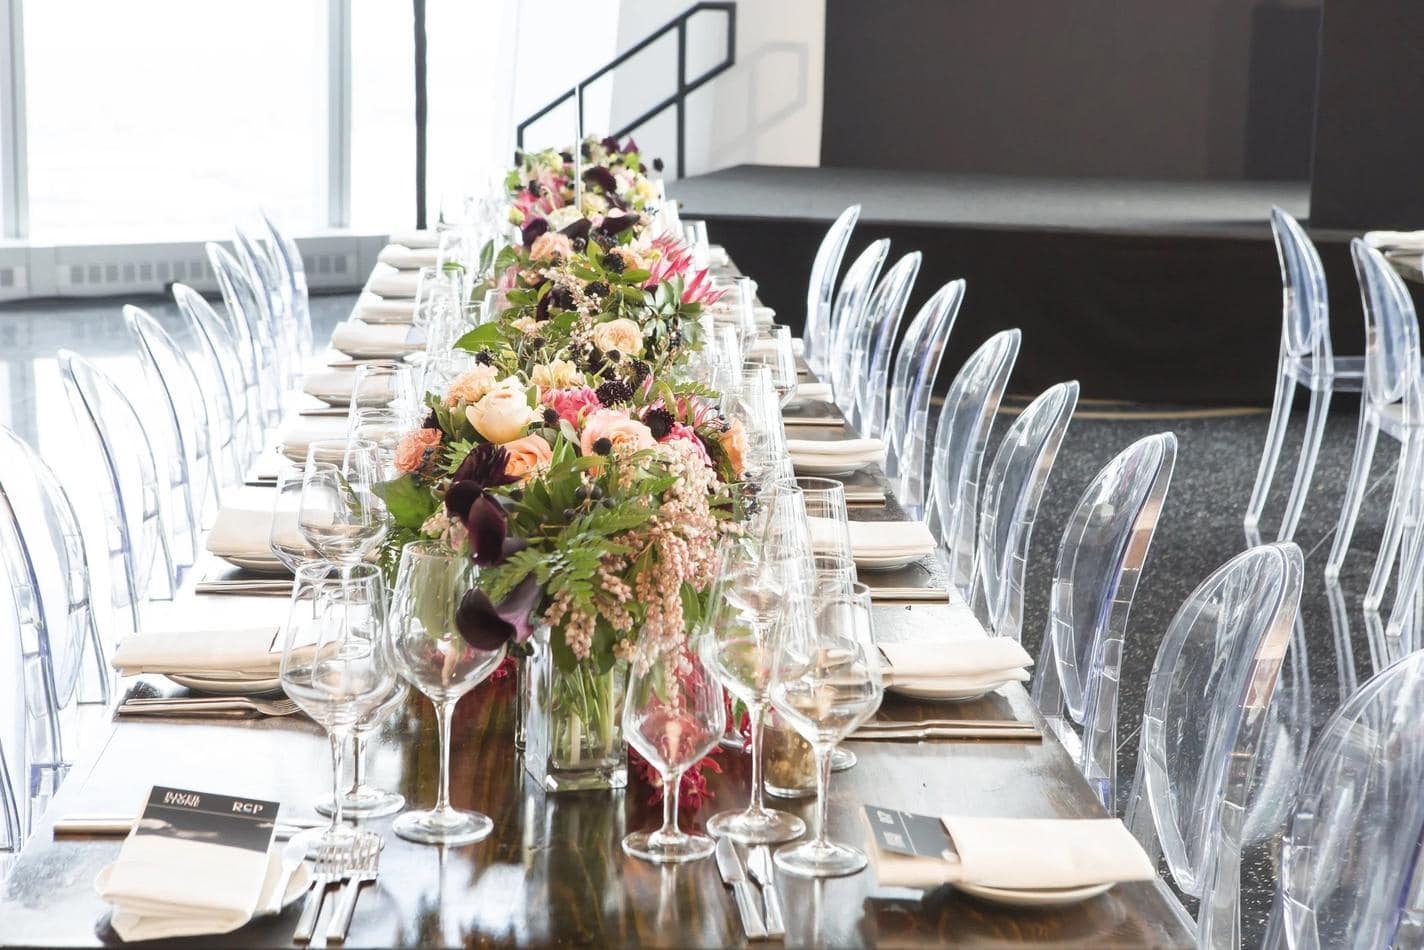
[1264,651,1424,948]
[0,425,112,709]
[207,242,281,428]
[234,227,296,392]
[850,251,922,436]
[1244,208,1363,542]
[927,330,1022,600]
[173,282,258,471]
[260,211,314,357]
[1,582,34,869]
[1325,241,1424,615]
[802,204,860,379]
[970,381,1079,640]
[124,305,221,531]
[1031,432,1177,812]
[1124,541,1304,950]
[60,351,177,605]
[829,239,890,411]
[884,279,965,515]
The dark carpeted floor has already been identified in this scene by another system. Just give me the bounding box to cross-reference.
[0,293,1399,947]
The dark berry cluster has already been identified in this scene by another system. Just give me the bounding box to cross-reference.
[473,349,493,365]
[542,407,560,426]
[595,380,634,406]
[643,406,675,440]
[629,359,651,384]
[586,281,610,298]
[603,254,625,274]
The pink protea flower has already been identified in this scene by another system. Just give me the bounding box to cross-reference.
[541,385,600,428]
[680,267,723,306]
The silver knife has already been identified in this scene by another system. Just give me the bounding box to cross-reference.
[715,836,768,941]
[265,835,309,916]
[746,846,786,939]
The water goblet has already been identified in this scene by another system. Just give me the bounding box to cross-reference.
[622,643,726,863]
[298,439,391,570]
[387,543,508,845]
[769,582,883,877]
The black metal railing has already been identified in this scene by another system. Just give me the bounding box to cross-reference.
[515,2,736,180]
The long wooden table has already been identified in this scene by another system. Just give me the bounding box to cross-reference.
[0,254,1195,947]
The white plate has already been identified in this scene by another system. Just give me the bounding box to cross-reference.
[855,553,933,572]
[885,679,1016,702]
[791,458,872,477]
[214,554,290,575]
[167,673,284,696]
[955,880,1114,907]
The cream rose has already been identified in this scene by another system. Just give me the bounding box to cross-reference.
[591,318,644,358]
[467,385,538,444]
[580,408,657,457]
[531,359,585,390]
[444,365,500,406]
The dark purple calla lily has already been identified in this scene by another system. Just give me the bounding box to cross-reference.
[559,217,592,244]
[582,166,618,195]
[455,575,542,650]
[521,216,550,247]
[598,212,636,237]
[467,494,508,567]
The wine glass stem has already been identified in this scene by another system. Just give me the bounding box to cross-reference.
[813,743,834,849]
[747,701,767,814]
[328,731,346,832]
[659,769,683,839]
[434,699,455,815]
[347,734,366,796]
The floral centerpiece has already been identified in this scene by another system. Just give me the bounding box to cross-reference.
[376,144,746,791]
[506,135,662,237]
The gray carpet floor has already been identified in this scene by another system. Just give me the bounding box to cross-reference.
[0,293,1399,947]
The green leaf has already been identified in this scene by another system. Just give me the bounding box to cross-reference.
[373,475,437,531]
[453,323,503,352]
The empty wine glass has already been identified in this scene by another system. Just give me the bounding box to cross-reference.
[770,582,883,877]
[791,476,853,562]
[350,360,416,412]
[728,366,787,487]
[700,545,807,845]
[270,463,316,572]
[622,643,726,863]
[299,439,391,570]
[316,648,408,819]
[747,326,799,407]
[347,407,416,477]
[734,277,759,350]
[387,542,507,845]
[280,562,397,853]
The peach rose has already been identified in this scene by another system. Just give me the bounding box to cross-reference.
[610,246,649,273]
[444,365,500,406]
[531,359,584,390]
[529,231,573,262]
[580,408,656,458]
[591,318,644,358]
[502,434,554,483]
[719,418,747,476]
[394,428,442,476]
[466,385,538,444]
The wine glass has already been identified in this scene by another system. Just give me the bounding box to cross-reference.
[734,276,759,351]
[622,642,726,863]
[747,480,811,557]
[270,463,316,572]
[791,476,854,562]
[299,439,391,570]
[700,545,806,845]
[769,582,883,877]
[347,407,417,477]
[350,360,416,412]
[728,366,787,487]
[747,326,799,406]
[387,542,507,844]
[280,563,397,853]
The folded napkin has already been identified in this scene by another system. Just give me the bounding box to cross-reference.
[808,518,937,560]
[796,382,834,402]
[377,243,440,270]
[872,815,1155,891]
[1365,230,1424,252]
[329,320,421,359]
[207,507,286,559]
[352,291,417,325]
[97,829,284,941]
[708,244,730,267]
[388,228,439,249]
[710,303,777,325]
[301,370,398,407]
[365,265,422,300]
[788,437,886,468]
[276,414,348,463]
[879,638,1032,692]
[111,626,286,680]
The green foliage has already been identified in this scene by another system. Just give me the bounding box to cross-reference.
[373,475,437,530]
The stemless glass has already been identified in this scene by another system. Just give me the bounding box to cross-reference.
[387,543,507,845]
[770,582,883,877]
[299,439,391,569]
[280,563,397,852]
[748,326,799,406]
[622,643,726,863]
[701,545,806,845]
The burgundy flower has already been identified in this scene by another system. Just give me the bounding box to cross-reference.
[597,212,636,238]
[454,575,541,651]
[600,135,621,154]
[559,217,592,244]
[582,166,618,196]
[445,444,520,565]
[521,216,551,247]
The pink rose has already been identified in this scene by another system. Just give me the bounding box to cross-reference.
[541,386,601,427]
[502,434,554,484]
[580,408,656,457]
[394,428,442,476]
[660,422,712,468]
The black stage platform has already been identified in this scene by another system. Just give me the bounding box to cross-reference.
[670,166,1367,405]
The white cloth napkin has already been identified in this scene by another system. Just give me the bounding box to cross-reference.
[377,243,440,270]
[365,265,421,299]
[97,833,282,941]
[879,638,1032,692]
[787,436,885,467]
[301,370,398,407]
[276,414,349,462]
[808,518,937,560]
[111,626,286,680]
[1365,230,1424,252]
[329,320,421,359]
[796,382,834,402]
[388,228,439,249]
[872,816,1154,891]
[352,291,417,325]
[206,507,287,559]
[708,244,730,266]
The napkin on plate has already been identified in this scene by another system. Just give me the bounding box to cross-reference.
[276,414,348,463]
[878,638,1032,691]
[808,518,937,560]
[329,320,421,359]
[206,507,288,560]
[787,436,885,467]
[111,626,288,680]
[870,815,1155,891]
[388,228,439,249]
[796,382,834,402]
[301,369,398,407]
[96,829,286,941]
[352,292,417,325]
[1364,230,1424,252]
[364,265,421,300]
[377,243,440,270]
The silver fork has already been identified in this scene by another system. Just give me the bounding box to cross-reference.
[324,832,381,943]
[119,696,300,717]
[293,839,353,944]
[746,846,786,939]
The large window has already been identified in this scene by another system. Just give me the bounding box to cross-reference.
[350,3,415,232]
[23,1,326,243]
